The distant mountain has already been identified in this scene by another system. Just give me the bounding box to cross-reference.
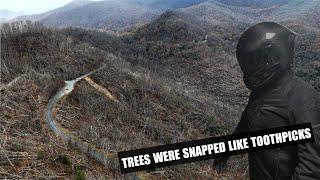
[0,9,23,21]
[180,0,320,28]
[132,0,206,8]
[14,0,162,33]
[14,0,92,22]
[13,0,207,33]
[41,1,162,33]
[132,10,206,42]
[216,0,291,7]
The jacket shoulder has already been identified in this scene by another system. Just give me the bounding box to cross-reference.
[286,76,320,111]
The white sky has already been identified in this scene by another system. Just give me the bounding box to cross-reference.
[0,0,77,14]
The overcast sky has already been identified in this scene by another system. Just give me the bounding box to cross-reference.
[0,0,79,14]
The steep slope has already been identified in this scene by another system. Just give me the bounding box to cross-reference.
[54,61,244,179]
[1,21,247,178]
[1,21,103,83]
[0,21,113,179]
[63,11,248,135]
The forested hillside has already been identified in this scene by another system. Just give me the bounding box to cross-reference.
[1,21,245,179]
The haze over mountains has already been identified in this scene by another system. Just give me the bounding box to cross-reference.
[13,0,206,33]
[0,9,23,22]
[1,0,319,179]
[11,0,320,32]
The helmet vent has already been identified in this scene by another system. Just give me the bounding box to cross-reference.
[266,32,276,40]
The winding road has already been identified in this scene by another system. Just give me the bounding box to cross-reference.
[44,67,150,179]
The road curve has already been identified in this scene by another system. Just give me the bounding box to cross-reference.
[44,66,149,179]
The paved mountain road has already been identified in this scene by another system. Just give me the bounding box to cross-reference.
[44,67,151,179]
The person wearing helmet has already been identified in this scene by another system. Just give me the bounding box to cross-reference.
[214,22,320,180]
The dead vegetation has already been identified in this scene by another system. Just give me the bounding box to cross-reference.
[0,21,250,179]
[54,59,248,178]
[0,72,126,179]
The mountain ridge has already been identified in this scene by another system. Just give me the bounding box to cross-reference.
[0,9,23,21]
[12,0,207,33]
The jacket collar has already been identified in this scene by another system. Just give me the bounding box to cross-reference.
[250,69,294,99]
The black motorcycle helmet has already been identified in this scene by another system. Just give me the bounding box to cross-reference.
[236,22,297,91]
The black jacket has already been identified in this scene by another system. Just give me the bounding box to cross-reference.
[235,70,320,180]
